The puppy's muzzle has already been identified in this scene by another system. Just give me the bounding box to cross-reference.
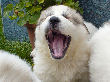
[49,16,60,28]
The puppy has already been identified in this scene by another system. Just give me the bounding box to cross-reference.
[0,50,40,82]
[89,21,110,82]
[32,5,90,82]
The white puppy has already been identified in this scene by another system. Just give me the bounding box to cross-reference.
[32,5,91,82]
[89,21,110,82]
[0,50,40,82]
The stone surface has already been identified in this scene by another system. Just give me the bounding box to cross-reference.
[79,0,110,28]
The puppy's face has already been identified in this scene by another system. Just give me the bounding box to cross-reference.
[33,5,88,59]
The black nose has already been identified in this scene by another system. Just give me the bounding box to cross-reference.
[49,16,60,27]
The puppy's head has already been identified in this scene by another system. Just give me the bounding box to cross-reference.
[32,5,88,59]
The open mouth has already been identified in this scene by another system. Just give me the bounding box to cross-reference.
[46,29,71,59]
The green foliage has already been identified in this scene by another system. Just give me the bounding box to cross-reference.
[37,0,44,4]
[3,0,83,26]
[56,0,62,4]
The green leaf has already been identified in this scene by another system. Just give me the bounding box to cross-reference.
[14,2,25,11]
[18,11,25,18]
[34,12,40,20]
[12,15,17,19]
[56,0,62,4]
[23,14,30,21]
[19,2,25,9]
[29,16,36,24]
[29,13,40,24]
[29,6,42,15]
[17,18,26,26]
[35,6,42,11]
[9,14,17,20]
[14,4,19,9]
[4,4,13,11]
[64,3,70,7]
[65,0,72,3]
[37,0,44,4]
[9,16,13,20]
[25,2,32,7]
[74,1,79,8]
[70,2,75,8]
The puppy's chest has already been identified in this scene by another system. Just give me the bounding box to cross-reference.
[35,60,82,82]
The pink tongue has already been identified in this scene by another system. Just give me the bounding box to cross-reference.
[52,36,64,57]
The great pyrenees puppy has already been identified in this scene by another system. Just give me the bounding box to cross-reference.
[0,5,97,82]
[0,50,40,82]
[31,5,93,82]
[89,21,110,82]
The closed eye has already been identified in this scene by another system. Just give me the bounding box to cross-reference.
[62,14,69,19]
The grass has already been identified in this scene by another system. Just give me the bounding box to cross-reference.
[0,7,33,65]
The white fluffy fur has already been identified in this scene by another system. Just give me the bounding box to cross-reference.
[89,21,110,82]
[0,50,40,82]
[32,5,90,82]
